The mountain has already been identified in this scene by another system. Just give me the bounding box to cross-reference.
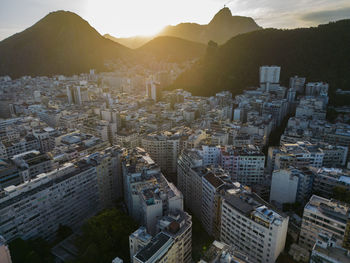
[105,7,261,48]
[159,7,261,44]
[171,19,350,103]
[0,11,131,78]
[104,34,153,49]
[137,36,206,62]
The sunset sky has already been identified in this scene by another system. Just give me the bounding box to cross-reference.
[1,0,350,40]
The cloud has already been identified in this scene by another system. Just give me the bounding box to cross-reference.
[300,6,350,23]
[221,0,350,28]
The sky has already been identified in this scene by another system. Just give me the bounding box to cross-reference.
[0,0,350,41]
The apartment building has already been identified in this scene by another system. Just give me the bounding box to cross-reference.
[270,167,314,205]
[310,167,350,198]
[115,129,139,150]
[141,131,180,174]
[87,146,126,207]
[295,97,327,120]
[220,188,288,263]
[0,161,101,242]
[220,145,265,185]
[11,150,56,182]
[122,148,183,235]
[131,210,192,263]
[177,149,203,211]
[310,233,350,263]
[268,141,347,174]
[156,211,192,263]
[1,135,40,159]
[201,169,232,238]
[299,195,349,250]
[33,127,57,152]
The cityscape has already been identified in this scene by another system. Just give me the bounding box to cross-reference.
[0,1,350,263]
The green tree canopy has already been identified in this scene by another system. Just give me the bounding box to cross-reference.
[73,208,139,263]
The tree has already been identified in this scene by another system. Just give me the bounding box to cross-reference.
[73,208,139,263]
[54,224,73,245]
[9,238,54,263]
[332,186,350,203]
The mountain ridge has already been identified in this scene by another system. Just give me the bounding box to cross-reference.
[106,7,261,48]
[0,10,209,78]
[136,36,206,62]
[171,19,350,103]
[0,10,132,78]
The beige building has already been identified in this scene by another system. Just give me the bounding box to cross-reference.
[0,236,12,263]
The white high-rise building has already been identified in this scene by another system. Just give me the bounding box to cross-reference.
[270,167,314,205]
[260,66,280,83]
[259,66,281,91]
[66,86,83,105]
[270,169,299,205]
[66,86,73,104]
[197,145,221,166]
[220,188,289,263]
[146,80,161,101]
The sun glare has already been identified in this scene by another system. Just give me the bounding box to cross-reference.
[84,0,220,37]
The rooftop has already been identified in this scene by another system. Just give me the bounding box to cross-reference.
[200,240,250,263]
[130,227,152,243]
[224,188,286,227]
[305,195,350,223]
[134,232,173,262]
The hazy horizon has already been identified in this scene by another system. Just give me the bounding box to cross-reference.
[0,0,350,41]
